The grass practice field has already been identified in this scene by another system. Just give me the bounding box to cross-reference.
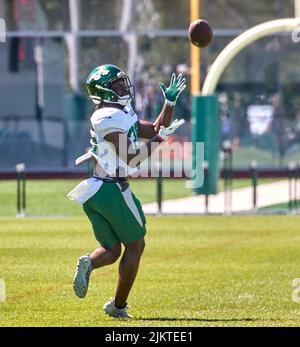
[1,215,300,327]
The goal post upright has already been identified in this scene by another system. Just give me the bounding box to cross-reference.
[295,0,300,18]
[190,0,201,95]
[190,0,220,196]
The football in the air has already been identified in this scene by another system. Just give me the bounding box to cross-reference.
[188,19,213,47]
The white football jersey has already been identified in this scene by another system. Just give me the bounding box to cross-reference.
[90,104,139,177]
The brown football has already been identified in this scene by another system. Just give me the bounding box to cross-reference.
[188,19,213,47]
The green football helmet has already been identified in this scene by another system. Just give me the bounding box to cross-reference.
[86,64,134,106]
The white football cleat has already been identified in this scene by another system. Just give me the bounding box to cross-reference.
[103,298,132,319]
[73,255,92,298]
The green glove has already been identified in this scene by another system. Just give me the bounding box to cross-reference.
[159,73,186,106]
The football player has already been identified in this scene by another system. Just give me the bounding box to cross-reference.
[68,64,186,318]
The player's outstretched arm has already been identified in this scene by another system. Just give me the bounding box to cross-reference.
[104,132,163,168]
[137,73,186,139]
[104,119,185,168]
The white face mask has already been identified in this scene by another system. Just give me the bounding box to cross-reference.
[117,95,132,106]
[89,95,131,107]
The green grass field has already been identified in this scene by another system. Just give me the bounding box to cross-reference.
[0,178,277,217]
[1,215,300,327]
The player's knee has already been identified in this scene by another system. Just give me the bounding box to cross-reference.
[126,238,145,257]
[109,243,121,263]
[133,238,145,256]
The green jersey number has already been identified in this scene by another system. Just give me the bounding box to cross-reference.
[128,121,139,145]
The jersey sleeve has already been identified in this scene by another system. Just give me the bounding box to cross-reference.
[91,109,127,139]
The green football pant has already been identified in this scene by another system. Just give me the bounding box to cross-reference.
[83,182,146,247]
